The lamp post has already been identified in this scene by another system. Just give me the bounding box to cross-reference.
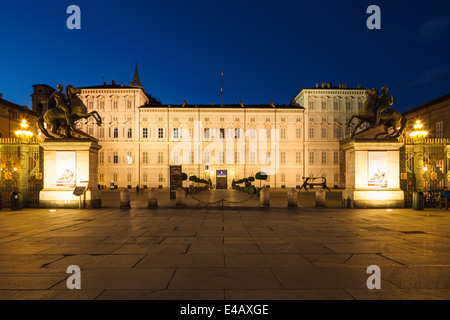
[14,119,34,207]
[410,120,428,209]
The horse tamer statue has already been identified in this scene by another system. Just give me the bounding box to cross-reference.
[38,84,102,138]
[347,86,407,139]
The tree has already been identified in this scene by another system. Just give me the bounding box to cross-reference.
[255,171,267,187]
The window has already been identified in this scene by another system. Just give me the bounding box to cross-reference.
[158,173,164,182]
[99,152,104,164]
[88,101,93,110]
[296,173,301,182]
[334,101,339,111]
[158,151,163,163]
[142,151,148,164]
[250,151,256,164]
[436,121,443,138]
[234,128,241,139]
[143,172,148,182]
[173,128,180,139]
[266,129,271,139]
[322,151,327,164]
[296,151,302,164]
[309,101,314,110]
[113,173,118,182]
[173,152,179,164]
[88,127,93,135]
[158,117,163,122]
[280,128,286,139]
[281,118,286,122]
[113,152,119,164]
[334,151,339,164]
[142,127,148,138]
[309,128,314,138]
[235,152,240,164]
[189,117,194,122]
[280,151,286,164]
[322,118,327,123]
[266,151,271,164]
[204,151,210,164]
[127,173,132,182]
[309,151,314,164]
[127,128,132,138]
[113,100,118,110]
[113,128,118,138]
[190,151,194,164]
[235,118,240,122]
[205,117,209,122]
[158,128,164,139]
[220,118,224,122]
[218,152,224,164]
[346,101,351,111]
[127,151,133,164]
[250,117,255,122]
[204,128,210,139]
[99,100,105,110]
[281,173,286,182]
[322,101,327,110]
[127,100,132,109]
[334,173,339,183]
[322,127,327,138]
[296,128,302,139]
[99,173,104,182]
[309,117,314,122]
[334,128,340,138]
[266,118,271,122]
[219,128,225,138]
[173,117,178,122]
[358,101,363,111]
[99,128,104,139]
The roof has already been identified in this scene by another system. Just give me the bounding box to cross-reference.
[0,98,37,116]
[139,103,304,110]
[402,93,450,116]
[32,84,55,89]
[79,84,141,90]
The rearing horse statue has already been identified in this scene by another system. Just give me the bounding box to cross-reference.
[38,85,102,138]
[346,87,407,139]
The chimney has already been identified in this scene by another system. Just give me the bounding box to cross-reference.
[212,101,214,106]
[358,83,363,89]
[315,83,319,88]
[182,100,186,107]
[327,83,331,88]
[112,80,116,85]
[240,100,244,107]
[269,100,275,107]
[121,82,123,87]
[0,93,3,99]
[321,83,326,88]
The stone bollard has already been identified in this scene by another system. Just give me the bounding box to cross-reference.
[315,189,326,208]
[287,188,298,207]
[120,188,131,209]
[148,188,158,208]
[260,187,270,207]
[176,188,186,206]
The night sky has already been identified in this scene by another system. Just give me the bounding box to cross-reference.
[0,0,449,112]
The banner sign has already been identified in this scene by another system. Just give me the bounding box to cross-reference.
[368,151,387,188]
[56,151,76,187]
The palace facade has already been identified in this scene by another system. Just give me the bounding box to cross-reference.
[32,68,367,189]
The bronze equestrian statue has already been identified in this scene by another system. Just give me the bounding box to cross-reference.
[347,86,406,139]
[38,84,102,138]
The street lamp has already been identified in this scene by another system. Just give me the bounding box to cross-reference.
[14,120,33,141]
[410,120,429,210]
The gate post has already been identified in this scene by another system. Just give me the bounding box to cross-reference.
[19,144,30,206]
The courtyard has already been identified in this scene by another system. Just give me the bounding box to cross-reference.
[0,189,449,300]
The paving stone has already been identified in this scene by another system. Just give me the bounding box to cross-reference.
[225,289,354,300]
[97,289,225,300]
[225,253,312,268]
[136,253,224,267]
[168,268,282,290]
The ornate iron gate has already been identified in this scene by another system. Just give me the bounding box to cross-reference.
[400,138,449,207]
[0,138,43,208]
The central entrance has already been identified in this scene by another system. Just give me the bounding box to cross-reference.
[216,170,227,189]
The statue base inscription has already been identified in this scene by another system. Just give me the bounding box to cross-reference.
[39,138,102,208]
[341,138,404,208]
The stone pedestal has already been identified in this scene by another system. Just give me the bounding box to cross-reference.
[341,139,404,208]
[39,138,102,208]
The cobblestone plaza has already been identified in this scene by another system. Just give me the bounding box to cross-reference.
[0,190,449,300]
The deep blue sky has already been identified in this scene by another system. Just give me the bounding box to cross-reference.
[0,0,449,112]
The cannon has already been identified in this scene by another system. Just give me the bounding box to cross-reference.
[299,177,331,192]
